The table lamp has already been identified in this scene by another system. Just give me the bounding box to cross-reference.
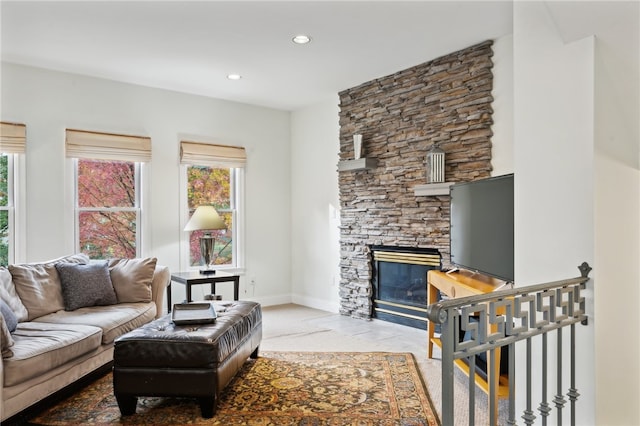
[184,205,227,274]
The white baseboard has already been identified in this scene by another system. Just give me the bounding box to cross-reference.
[291,294,340,313]
[245,293,339,314]
[243,293,292,307]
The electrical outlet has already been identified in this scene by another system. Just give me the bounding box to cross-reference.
[249,277,256,286]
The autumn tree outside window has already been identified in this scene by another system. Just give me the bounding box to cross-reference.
[0,122,25,266]
[180,141,246,269]
[66,129,151,259]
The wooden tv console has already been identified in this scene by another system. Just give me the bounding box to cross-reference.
[427,269,509,400]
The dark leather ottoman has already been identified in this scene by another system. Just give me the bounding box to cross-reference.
[112,301,262,418]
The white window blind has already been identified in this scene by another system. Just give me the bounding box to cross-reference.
[0,122,26,154]
[66,129,152,162]
[180,141,246,168]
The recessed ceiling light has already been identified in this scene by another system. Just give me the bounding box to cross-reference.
[227,74,242,80]
[292,35,311,45]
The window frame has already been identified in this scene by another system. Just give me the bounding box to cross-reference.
[14,153,25,263]
[180,165,245,273]
[73,158,144,258]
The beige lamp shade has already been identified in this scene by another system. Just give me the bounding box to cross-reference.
[184,206,226,231]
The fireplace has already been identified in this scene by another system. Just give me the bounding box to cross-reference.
[371,245,441,329]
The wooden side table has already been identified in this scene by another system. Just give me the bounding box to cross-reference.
[168,270,240,312]
[427,269,509,405]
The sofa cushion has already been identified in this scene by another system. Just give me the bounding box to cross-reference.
[0,298,17,332]
[0,308,14,358]
[9,254,90,320]
[9,263,64,320]
[36,302,157,345]
[108,257,157,303]
[56,261,117,311]
[0,267,28,322]
[2,321,102,386]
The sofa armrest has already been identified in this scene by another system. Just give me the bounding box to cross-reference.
[1,353,4,415]
[151,265,170,319]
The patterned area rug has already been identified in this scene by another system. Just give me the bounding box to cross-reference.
[29,351,439,425]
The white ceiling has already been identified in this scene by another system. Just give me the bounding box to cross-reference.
[1,1,636,111]
[1,1,513,111]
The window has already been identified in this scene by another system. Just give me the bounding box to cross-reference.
[0,154,14,266]
[0,122,26,266]
[76,159,140,259]
[66,129,151,259]
[186,166,237,266]
[181,141,246,270]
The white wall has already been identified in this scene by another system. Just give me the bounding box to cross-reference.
[514,2,640,424]
[0,62,293,308]
[514,5,595,282]
[513,2,594,424]
[592,2,640,423]
[290,98,341,312]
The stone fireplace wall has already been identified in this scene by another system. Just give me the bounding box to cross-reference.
[338,40,494,320]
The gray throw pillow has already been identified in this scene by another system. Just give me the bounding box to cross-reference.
[55,261,117,311]
[0,298,17,332]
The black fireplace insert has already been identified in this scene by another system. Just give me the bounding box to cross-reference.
[371,245,441,329]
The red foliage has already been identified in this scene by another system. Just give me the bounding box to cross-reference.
[78,160,135,208]
[77,159,136,259]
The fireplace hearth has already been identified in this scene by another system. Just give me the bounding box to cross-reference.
[371,245,441,329]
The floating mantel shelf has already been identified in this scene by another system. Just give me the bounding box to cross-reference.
[414,182,453,196]
[338,158,378,172]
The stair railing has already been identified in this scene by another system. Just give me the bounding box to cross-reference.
[426,262,591,425]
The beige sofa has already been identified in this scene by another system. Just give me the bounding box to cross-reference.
[0,254,170,422]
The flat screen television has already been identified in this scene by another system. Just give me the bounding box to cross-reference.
[449,173,514,282]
